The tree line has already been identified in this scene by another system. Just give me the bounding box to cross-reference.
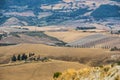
[76,26,96,30]
[11,53,28,61]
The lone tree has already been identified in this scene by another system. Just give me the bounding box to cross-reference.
[17,54,21,61]
[11,55,17,62]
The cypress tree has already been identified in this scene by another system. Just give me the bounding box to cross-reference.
[21,53,25,60]
[21,53,28,61]
[24,54,28,61]
[11,55,16,62]
[17,54,21,61]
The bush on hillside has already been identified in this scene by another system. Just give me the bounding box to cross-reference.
[110,47,120,51]
[53,72,62,79]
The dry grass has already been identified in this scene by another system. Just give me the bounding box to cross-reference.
[45,31,95,42]
[53,64,120,80]
[0,60,88,80]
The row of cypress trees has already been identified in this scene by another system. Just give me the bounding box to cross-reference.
[11,53,28,62]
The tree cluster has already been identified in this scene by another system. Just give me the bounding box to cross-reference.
[110,47,120,51]
[11,53,49,62]
[76,27,96,30]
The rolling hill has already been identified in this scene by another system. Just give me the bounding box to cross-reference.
[0,43,119,66]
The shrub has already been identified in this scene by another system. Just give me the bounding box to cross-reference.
[117,61,120,65]
[103,67,110,72]
[53,72,62,78]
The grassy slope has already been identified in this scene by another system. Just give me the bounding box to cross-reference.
[0,60,88,80]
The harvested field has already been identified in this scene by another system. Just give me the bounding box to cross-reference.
[45,31,95,43]
[0,43,119,66]
[0,60,88,80]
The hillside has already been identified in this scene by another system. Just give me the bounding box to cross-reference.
[45,30,120,49]
[53,65,120,80]
[0,43,119,66]
[53,64,120,80]
[91,4,120,18]
[0,31,66,46]
[0,60,88,80]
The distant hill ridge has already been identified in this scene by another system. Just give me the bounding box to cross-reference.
[0,0,120,26]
